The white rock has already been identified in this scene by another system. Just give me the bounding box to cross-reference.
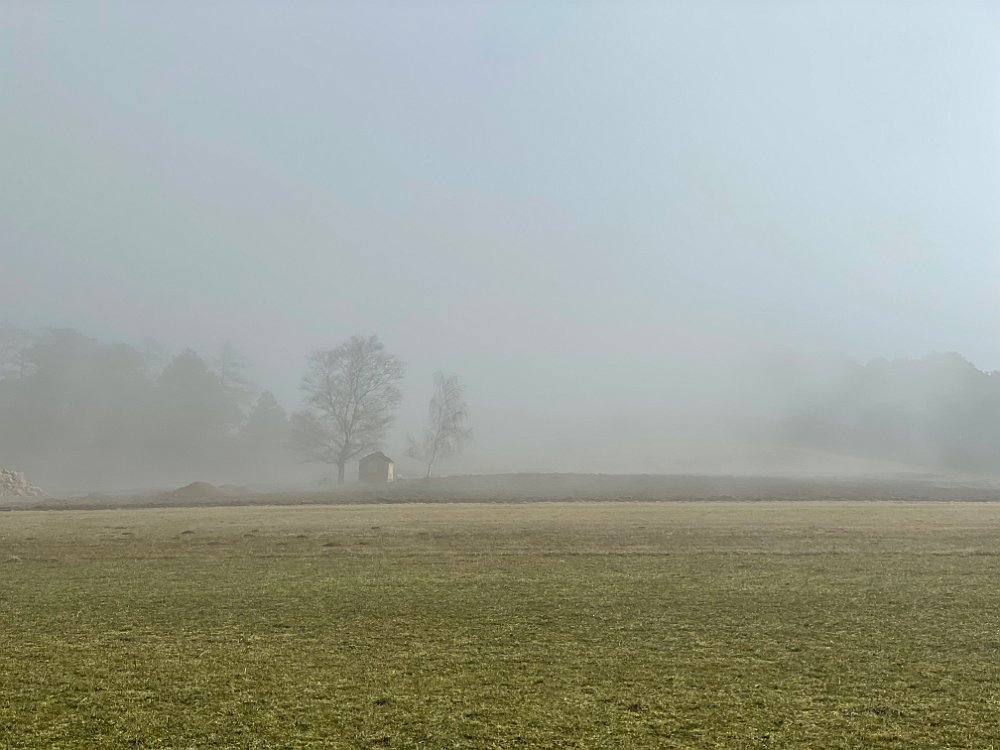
[0,468,44,498]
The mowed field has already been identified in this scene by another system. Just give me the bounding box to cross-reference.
[3,501,1000,749]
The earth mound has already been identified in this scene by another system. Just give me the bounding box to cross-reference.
[163,482,249,501]
[0,469,44,499]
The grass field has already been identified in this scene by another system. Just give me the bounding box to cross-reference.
[2,500,1000,749]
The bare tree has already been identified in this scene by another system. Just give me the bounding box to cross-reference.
[291,335,404,483]
[407,371,472,478]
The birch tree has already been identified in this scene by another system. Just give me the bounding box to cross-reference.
[407,371,472,478]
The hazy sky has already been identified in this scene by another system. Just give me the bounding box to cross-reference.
[3,2,1000,466]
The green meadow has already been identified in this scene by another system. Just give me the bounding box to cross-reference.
[2,501,999,749]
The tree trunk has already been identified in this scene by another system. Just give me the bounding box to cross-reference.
[337,461,346,484]
[425,444,437,479]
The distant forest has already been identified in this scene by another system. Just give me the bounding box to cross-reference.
[755,349,1000,472]
[2,323,1000,489]
[0,324,290,489]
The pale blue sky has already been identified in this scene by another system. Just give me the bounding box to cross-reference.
[3,1,1000,466]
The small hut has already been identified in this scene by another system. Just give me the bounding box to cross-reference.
[358,451,395,483]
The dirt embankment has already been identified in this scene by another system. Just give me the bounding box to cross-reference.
[161,481,250,501]
[6,472,1000,511]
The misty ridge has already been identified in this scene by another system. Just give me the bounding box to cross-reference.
[2,320,999,493]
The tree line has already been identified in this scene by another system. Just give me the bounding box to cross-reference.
[3,321,1000,486]
[0,324,470,488]
[772,351,1000,472]
[0,324,290,487]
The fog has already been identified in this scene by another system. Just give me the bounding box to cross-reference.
[3,3,1000,491]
